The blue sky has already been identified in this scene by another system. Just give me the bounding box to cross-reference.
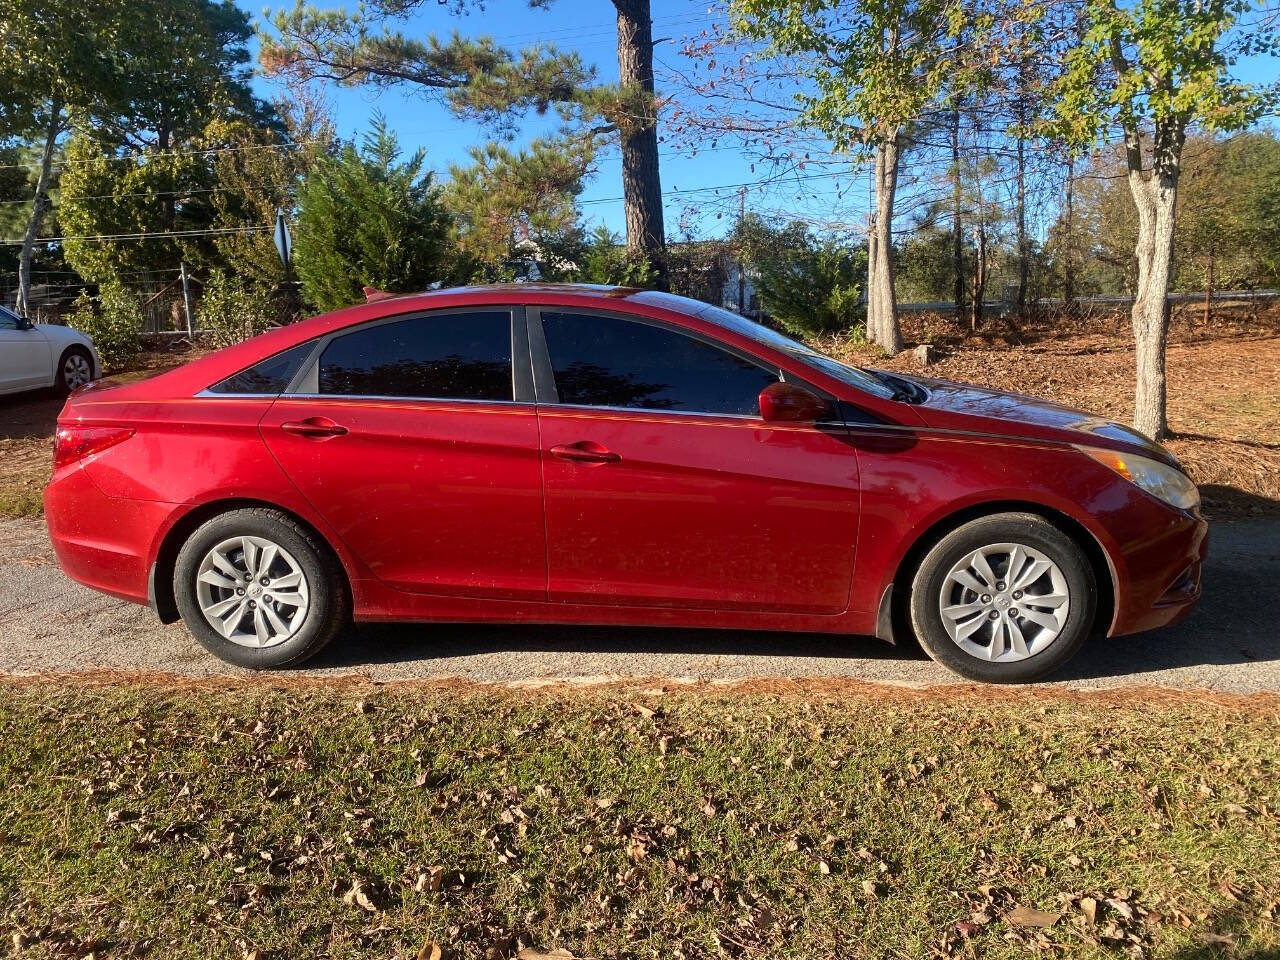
[242,0,851,239]
[242,0,1279,242]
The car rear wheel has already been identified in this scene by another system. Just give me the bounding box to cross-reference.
[56,346,94,394]
[908,513,1096,683]
[174,507,348,668]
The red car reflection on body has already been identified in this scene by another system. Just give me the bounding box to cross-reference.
[44,285,1205,682]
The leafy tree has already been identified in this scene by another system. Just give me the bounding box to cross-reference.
[441,136,594,277]
[294,118,454,311]
[260,0,669,285]
[1047,0,1278,438]
[0,0,126,312]
[1045,131,1280,300]
[729,214,865,336]
[729,0,969,354]
[207,97,335,322]
[54,0,275,290]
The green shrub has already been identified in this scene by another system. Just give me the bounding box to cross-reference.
[199,270,276,347]
[575,226,655,287]
[67,282,143,372]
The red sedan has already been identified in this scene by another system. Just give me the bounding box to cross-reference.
[44,285,1205,682]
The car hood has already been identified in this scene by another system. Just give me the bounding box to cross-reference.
[886,372,1177,466]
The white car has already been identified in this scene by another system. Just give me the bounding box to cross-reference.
[0,304,101,396]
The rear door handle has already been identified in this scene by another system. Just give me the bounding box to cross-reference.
[281,417,348,439]
[549,440,620,464]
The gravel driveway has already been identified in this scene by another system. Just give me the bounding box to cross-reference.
[1,515,1276,691]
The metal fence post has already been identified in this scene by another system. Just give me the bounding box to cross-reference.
[179,261,194,338]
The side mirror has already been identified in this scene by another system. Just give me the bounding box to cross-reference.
[758,381,832,423]
[18,315,34,331]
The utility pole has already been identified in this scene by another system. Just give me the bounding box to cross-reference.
[179,261,194,338]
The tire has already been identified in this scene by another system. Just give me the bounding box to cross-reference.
[56,346,94,395]
[173,507,349,668]
[907,513,1096,683]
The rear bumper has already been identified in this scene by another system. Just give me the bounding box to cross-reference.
[1109,506,1208,636]
[44,464,172,607]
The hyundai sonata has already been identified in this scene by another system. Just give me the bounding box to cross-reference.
[44,285,1205,682]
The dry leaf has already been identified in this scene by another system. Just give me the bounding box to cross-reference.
[817,859,830,875]
[862,879,882,897]
[417,943,443,960]
[1106,897,1135,921]
[1007,905,1061,927]
[1080,896,1099,926]
[342,879,379,912]
[516,950,575,959]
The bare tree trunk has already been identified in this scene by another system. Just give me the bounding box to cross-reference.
[1015,129,1028,318]
[866,216,878,341]
[17,99,63,316]
[969,223,986,333]
[614,0,666,290]
[1014,58,1031,319]
[1203,246,1214,326]
[951,106,965,322]
[1063,156,1076,308]
[869,133,902,354]
[1125,133,1179,440]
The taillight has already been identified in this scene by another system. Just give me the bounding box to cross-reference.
[52,425,135,470]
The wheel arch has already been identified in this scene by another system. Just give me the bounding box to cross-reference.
[885,499,1117,644]
[148,497,353,625]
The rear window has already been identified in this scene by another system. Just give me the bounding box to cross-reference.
[208,342,314,395]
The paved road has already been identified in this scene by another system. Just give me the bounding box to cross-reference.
[1,515,1276,691]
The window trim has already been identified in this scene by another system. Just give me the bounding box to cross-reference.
[525,305,840,422]
[201,306,532,404]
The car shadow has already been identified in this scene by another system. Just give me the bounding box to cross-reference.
[304,518,1279,683]
[309,620,930,671]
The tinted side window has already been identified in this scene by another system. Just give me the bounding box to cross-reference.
[541,311,779,415]
[0,306,20,330]
[209,342,314,395]
[319,311,512,401]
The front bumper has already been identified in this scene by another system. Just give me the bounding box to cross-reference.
[1108,504,1208,636]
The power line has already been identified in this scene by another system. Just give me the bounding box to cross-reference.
[0,225,271,246]
[0,140,321,174]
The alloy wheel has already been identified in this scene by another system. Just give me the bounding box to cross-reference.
[194,535,310,648]
[63,353,92,389]
[937,541,1070,662]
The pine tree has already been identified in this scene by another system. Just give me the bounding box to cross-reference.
[294,118,454,311]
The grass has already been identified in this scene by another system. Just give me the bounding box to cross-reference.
[1,679,1278,959]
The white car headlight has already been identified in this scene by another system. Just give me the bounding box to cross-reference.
[1077,446,1200,511]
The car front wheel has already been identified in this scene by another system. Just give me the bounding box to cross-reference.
[173,507,348,668]
[908,513,1096,683]
[57,346,94,394]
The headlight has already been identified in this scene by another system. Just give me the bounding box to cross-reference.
[1077,446,1200,510]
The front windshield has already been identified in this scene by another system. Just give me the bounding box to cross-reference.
[691,301,899,400]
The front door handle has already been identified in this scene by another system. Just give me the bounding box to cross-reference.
[281,417,348,439]
[549,440,620,464]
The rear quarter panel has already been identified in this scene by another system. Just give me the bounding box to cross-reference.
[61,394,376,592]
